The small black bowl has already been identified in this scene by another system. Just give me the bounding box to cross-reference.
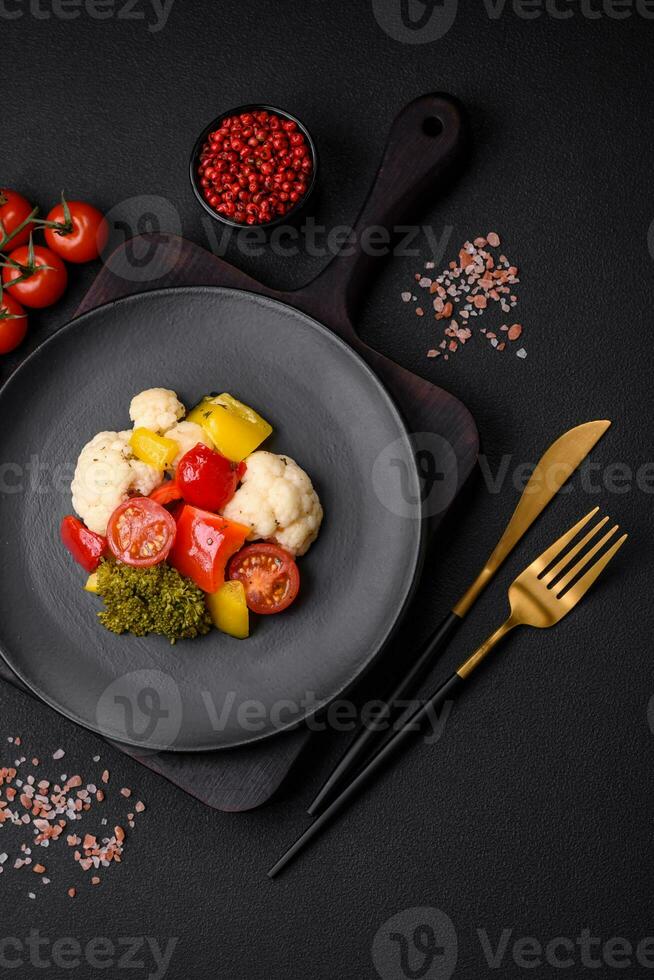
[189,104,318,231]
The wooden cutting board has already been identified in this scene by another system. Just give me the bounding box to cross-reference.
[0,94,478,810]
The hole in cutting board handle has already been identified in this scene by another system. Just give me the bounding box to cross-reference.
[422,116,444,137]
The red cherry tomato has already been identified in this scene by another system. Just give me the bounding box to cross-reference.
[228,543,300,615]
[177,444,246,512]
[2,245,67,308]
[149,479,183,507]
[0,189,36,251]
[169,505,249,592]
[44,200,109,263]
[0,291,28,353]
[106,498,177,568]
[60,516,108,573]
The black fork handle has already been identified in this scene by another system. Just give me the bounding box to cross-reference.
[270,670,465,878]
[307,610,461,816]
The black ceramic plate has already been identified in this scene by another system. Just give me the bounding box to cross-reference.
[0,287,424,751]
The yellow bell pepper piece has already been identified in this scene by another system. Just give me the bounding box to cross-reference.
[84,572,100,594]
[187,393,272,462]
[206,580,250,639]
[129,427,178,470]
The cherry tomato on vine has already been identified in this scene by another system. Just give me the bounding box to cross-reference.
[0,289,28,354]
[44,199,108,263]
[228,543,300,615]
[0,189,37,252]
[2,244,67,308]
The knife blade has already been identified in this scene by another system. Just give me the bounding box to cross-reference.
[453,419,611,615]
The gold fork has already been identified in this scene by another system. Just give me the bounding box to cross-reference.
[456,506,627,679]
[269,507,627,877]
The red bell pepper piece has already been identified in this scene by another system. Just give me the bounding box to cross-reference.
[168,505,250,593]
[149,479,183,507]
[60,515,108,572]
[177,445,246,513]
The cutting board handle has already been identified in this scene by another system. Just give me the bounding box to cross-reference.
[292,93,467,337]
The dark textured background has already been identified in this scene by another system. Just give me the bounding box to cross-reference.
[2,2,654,978]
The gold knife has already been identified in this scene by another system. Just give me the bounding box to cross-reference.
[453,419,611,614]
[307,419,611,817]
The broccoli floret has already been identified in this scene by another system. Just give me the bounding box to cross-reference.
[96,560,212,644]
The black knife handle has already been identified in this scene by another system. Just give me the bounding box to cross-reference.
[270,670,465,878]
[307,610,461,816]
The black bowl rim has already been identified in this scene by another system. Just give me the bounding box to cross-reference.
[189,103,319,230]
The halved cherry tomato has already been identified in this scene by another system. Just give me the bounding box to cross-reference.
[0,289,28,353]
[61,515,108,573]
[228,543,300,615]
[0,189,36,251]
[149,480,183,507]
[44,199,109,263]
[177,444,246,512]
[106,498,176,567]
[169,505,249,593]
[2,244,67,308]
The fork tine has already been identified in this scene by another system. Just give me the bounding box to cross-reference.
[529,507,600,577]
[541,516,609,585]
[553,525,620,594]
[556,533,627,600]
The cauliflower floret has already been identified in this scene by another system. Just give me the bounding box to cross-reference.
[129,388,185,434]
[163,420,215,468]
[221,451,323,556]
[71,431,163,535]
